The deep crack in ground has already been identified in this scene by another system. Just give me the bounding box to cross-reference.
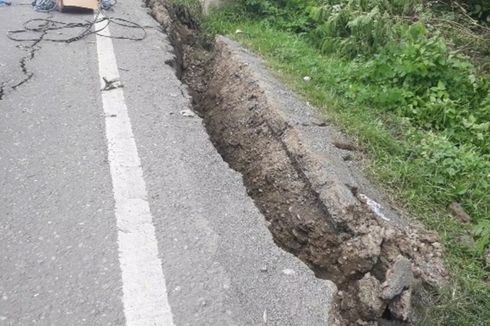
[145,1,451,324]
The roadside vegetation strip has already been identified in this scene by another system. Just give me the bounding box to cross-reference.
[193,0,490,325]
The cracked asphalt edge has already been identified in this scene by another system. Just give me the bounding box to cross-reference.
[1,16,48,100]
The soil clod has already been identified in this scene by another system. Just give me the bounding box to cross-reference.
[448,201,472,223]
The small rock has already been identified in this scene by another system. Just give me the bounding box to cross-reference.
[260,266,268,272]
[312,120,327,127]
[382,255,413,300]
[303,76,311,82]
[198,298,207,307]
[342,154,353,161]
[432,242,442,249]
[333,141,356,151]
[419,231,439,243]
[357,273,386,320]
[389,289,412,321]
[180,109,196,118]
[457,234,475,249]
[448,202,471,223]
[282,268,296,276]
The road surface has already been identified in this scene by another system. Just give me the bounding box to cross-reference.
[0,1,334,325]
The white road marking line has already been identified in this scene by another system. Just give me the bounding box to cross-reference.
[95,16,175,326]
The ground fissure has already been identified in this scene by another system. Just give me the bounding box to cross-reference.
[1,20,47,100]
[147,1,449,324]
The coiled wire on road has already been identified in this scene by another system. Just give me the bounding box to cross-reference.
[7,11,146,44]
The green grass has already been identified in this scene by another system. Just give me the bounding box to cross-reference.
[201,9,490,326]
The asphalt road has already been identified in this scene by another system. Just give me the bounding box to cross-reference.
[0,1,334,325]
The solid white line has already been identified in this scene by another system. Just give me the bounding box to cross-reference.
[95,16,175,326]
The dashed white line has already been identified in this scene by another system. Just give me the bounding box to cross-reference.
[95,15,175,326]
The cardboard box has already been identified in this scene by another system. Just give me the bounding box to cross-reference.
[59,0,99,11]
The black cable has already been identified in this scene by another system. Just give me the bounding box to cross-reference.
[6,12,146,44]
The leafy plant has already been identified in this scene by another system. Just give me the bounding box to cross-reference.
[463,0,490,22]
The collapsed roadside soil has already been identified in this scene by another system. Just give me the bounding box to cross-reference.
[146,1,449,324]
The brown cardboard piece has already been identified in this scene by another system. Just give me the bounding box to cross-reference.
[59,0,99,11]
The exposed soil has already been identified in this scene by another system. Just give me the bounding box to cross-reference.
[146,1,449,324]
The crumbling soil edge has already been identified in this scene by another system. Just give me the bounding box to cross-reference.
[146,1,449,324]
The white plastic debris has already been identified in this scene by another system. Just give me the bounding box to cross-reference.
[358,193,390,221]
